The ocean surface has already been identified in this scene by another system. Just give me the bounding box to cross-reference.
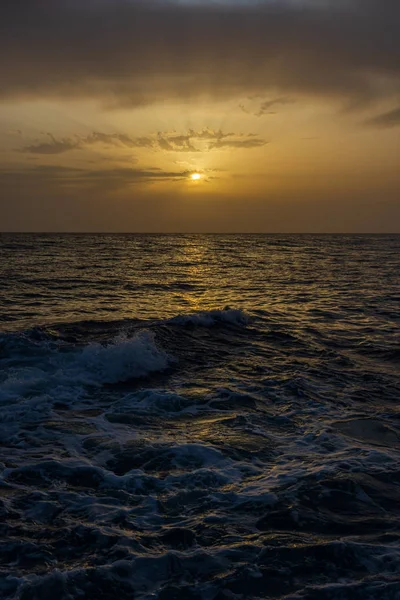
[0,233,399,600]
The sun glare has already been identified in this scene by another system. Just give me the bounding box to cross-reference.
[191,173,201,181]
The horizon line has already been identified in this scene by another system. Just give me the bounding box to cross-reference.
[1,232,399,236]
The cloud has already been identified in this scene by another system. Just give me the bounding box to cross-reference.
[0,0,399,108]
[20,132,154,154]
[20,129,267,154]
[240,96,295,117]
[256,97,295,117]
[0,165,193,191]
[365,106,400,128]
[187,129,235,141]
[84,132,154,148]
[157,129,266,151]
[209,138,268,150]
[157,132,199,153]
[21,134,80,155]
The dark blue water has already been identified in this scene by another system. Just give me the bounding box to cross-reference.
[1,234,400,599]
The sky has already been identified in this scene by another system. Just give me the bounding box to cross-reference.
[0,0,399,232]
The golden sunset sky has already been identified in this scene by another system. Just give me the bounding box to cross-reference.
[0,0,399,232]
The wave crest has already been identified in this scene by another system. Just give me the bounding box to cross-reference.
[79,331,169,385]
[0,330,170,405]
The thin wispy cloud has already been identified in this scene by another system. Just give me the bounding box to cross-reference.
[20,129,267,155]
[157,133,200,153]
[365,107,400,128]
[20,132,154,155]
[157,130,267,152]
[209,138,268,150]
[0,165,194,191]
[240,97,295,117]
[21,135,80,155]
[256,97,296,117]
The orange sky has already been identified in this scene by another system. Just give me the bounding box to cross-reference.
[0,0,399,232]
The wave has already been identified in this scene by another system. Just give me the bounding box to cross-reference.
[0,307,250,407]
[0,330,170,405]
[78,331,169,384]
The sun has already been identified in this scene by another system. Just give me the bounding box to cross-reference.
[191,173,201,181]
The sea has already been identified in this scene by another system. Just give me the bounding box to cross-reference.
[0,233,399,600]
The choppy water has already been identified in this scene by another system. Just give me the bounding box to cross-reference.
[1,234,400,600]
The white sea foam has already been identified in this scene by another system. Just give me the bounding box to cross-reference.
[0,330,170,405]
[78,331,169,385]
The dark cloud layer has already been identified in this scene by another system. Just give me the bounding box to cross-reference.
[0,0,399,107]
